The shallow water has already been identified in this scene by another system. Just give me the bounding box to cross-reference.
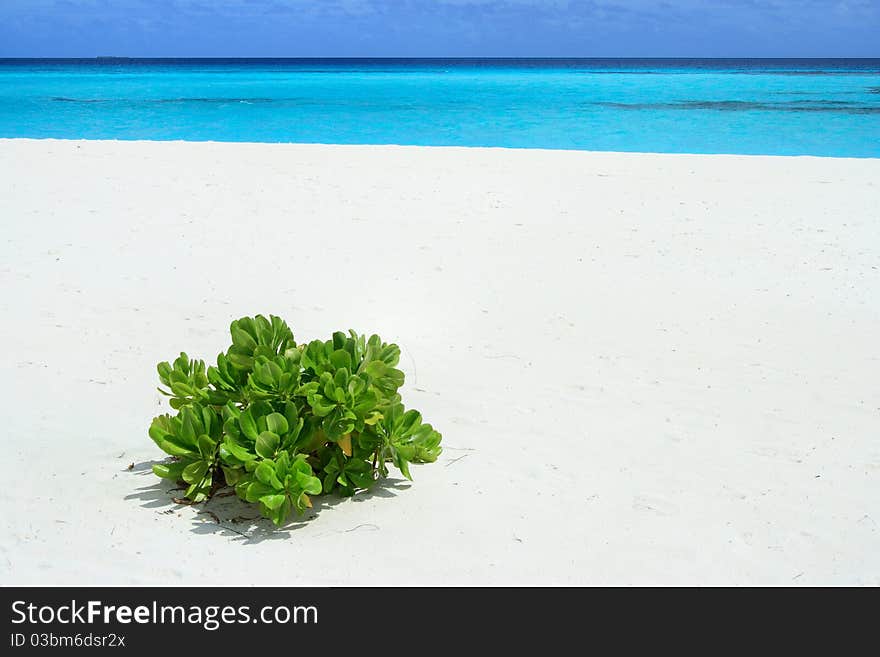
[1,58,878,156]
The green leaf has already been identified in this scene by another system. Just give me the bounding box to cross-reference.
[200,406,214,436]
[329,349,352,373]
[255,431,280,459]
[243,480,275,503]
[323,407,356,440]
[179,409,197,444]
[169,381,195,397]
[254,360,275,386]
[231,326,257,351]
[186,481,210,503]
[295,471,323,495]
[275,450,291,479]
[310,396,336,417]
[152,461,187,480]
[412,425,443,462]
[222,437,256,462]
[285,454,306,473]
[397,457,412,481]
[153,438,197,458]
[283,400,300,424]
[227,352,254,370]
[348,470,375,489]
[398,409,422,437]
[294,492,313,513]
[182,460,210,485]
[197,434,216,459]
[260,494,287,511]
[254,460,283,489]
[221,465,243,486]
[149,416,198,458]
[265,412,289,436]
[239,408,259,441]
[157,361,172,382]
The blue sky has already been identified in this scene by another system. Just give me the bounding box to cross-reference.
[1,1,878,58]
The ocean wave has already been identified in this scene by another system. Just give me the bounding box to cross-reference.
[593,100,880,114]
[51,96,111,103]
[738,70,880,76]
[51,96,281,104]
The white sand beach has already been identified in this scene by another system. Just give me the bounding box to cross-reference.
[0,138,878,585]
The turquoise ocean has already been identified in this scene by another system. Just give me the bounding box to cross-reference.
[0,58,878,157]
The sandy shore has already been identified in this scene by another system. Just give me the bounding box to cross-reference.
[0,139,878,585]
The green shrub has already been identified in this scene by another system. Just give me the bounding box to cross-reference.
[148,315,442,526]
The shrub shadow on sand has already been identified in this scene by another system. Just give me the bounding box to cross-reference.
[124,460,410,544]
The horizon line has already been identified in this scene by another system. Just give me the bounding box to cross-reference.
[2,56,880,60]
